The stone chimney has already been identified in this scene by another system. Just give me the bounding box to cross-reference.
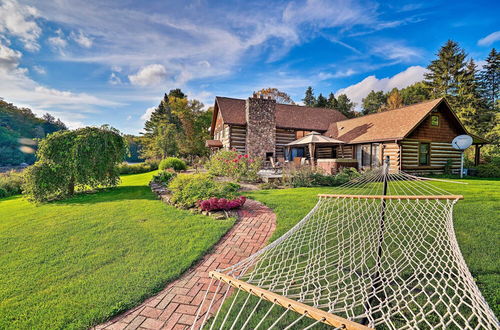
[245,94,276,159]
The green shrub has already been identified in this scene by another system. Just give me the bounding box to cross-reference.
[206,149,261,181]
[117,161,158,174]
[444,159,453,175]
[152,169,177,185]
[159,157,187,171]
[168,173,239,208]
[0,170,24,198]
[476,163,500,178]
[283,166,360,187]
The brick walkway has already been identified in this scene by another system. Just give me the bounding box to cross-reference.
[95,199,276,330]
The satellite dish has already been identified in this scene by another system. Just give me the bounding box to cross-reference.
[452,135,473,150]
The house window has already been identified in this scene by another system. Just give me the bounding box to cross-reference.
[419,143,430,166]
[431,115,439,127]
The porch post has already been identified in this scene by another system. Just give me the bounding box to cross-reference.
[309,143,315,168]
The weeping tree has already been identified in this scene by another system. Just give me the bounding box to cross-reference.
[23,126,127,202]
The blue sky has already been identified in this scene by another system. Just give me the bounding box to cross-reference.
[0,0,499,134]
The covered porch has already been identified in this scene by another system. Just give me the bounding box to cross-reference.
[285,132,357,174]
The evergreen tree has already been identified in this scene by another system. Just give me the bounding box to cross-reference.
[303,86,316,106]
[479,48,499,110]
[315,93,328,107]
[455,60,484,133]
[336,94,356,118]
[327,92,338,109]
[400,82,431,105]
[362,90,386,115]
[424,40,467,108]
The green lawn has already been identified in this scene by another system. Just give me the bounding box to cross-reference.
[246,177,499,320]
[0,171,234,329]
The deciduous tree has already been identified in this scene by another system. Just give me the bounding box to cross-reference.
[23,126,127,202]
[256,88,295,104]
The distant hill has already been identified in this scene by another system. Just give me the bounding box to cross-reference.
[0,99,67,166]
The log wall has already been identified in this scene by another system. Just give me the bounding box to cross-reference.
[400,139,462,174]
[275,128,295,159]
[229,125,246,154]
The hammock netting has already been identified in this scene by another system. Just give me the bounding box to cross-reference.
[192,162,499,329]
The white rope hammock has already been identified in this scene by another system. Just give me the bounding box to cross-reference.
[192,158,499,329]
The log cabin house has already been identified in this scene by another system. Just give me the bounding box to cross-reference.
[207,94,487,174]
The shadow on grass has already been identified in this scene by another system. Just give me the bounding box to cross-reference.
[55,185,157,205]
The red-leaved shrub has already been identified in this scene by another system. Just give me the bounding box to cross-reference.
[198,196,246,212]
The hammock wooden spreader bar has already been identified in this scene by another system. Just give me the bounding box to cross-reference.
[209,271,373,330]
[318,194,463,200]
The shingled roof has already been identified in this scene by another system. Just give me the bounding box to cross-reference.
[326,98,478,144]
[213,96,346,131]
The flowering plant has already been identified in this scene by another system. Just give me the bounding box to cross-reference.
[206,149,261,182]
[198,196,246,212]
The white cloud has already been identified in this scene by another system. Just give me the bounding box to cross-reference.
[0,0,41,51]
[33,65,46,74]
[318,69,357,80]
[108,72,122,85]
[478,31,500,46]
[283,0,377,28]
[0,42,122,127]
[111,65,122,72]
[141,106,156,121]
[371,41,422,62]
[70,30,93,48]
[336,66,428,109]
[0,42,22,70]
[48,29,67,52]
[129,64,168,86]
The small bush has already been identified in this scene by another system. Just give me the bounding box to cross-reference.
[168,173,239,208]
[0,170,24,198]
[151,169,177,185]
[117,161,158,174]
[283,166,360,187]
[476,163,500,178]
[206,149,261,182]
[159,157,187,172]
[198,196,246,212]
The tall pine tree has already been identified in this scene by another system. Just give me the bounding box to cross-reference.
[479,48,499,110]
[303,86,316,106]
[336,94,356,118]
[327,92,338,109]
[424,40,467,109]
[315,93,328,107]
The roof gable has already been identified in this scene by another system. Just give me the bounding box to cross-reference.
[326,98,446,144]
[212,96,347,131]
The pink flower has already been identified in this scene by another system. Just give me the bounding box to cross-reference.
[244,154,249,158]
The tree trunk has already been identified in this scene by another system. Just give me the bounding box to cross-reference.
[68,176,75,195]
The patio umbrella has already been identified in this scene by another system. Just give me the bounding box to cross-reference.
[285,131,345,167]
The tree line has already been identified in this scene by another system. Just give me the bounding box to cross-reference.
[0,99,67,166]
[301,41,499,158]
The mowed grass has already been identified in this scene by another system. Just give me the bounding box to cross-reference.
[246,177,500,319]
[0,171,234,329]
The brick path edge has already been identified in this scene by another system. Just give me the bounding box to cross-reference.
[94,199,276,330]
